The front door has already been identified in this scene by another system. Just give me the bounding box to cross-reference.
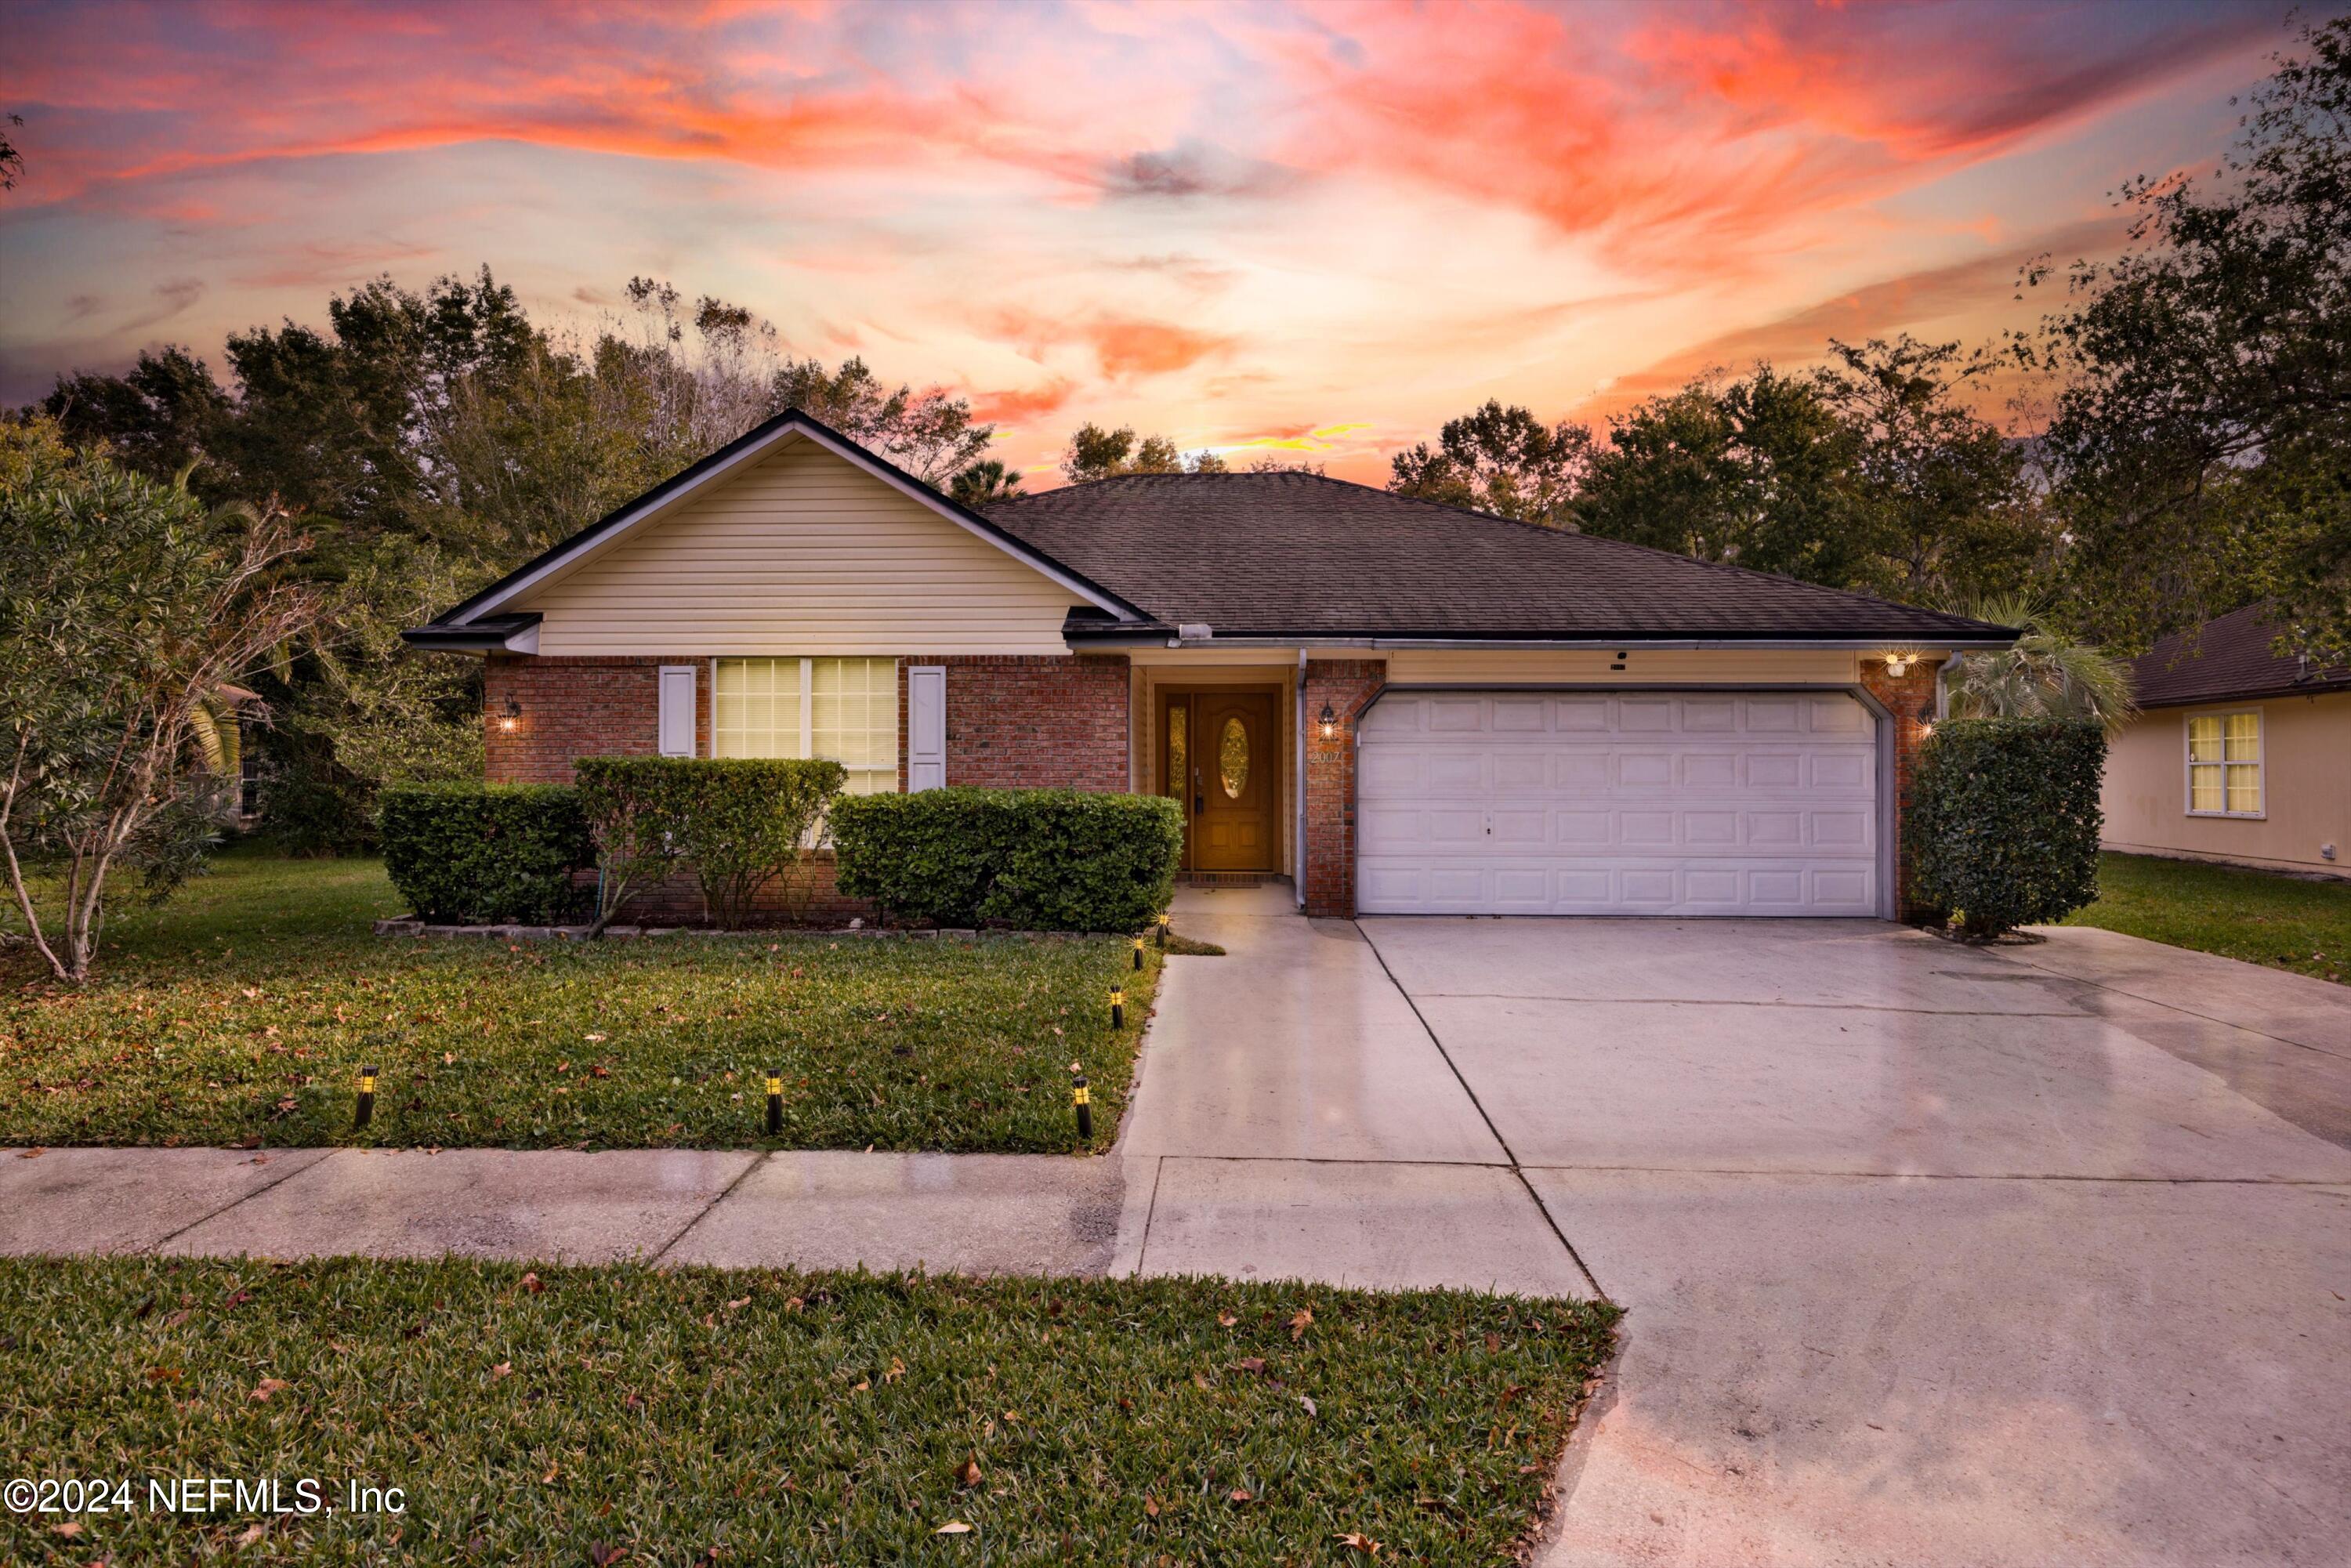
[1161,690,1277,871]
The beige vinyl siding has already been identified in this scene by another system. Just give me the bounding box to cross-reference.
[1381,649,1869,686]
[2100,691,2349,877]
[516,437,1078,655]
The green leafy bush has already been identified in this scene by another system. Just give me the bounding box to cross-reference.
[572,758,846,930]
[378,783,592,924]
[832,788,1183,932]
[1908,717,2106,938]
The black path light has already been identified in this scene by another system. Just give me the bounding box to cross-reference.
[1156,911,1170,947]
[764,1070,784,1136]
[1070,1063,1092,1143]
[1110,987,1125,1030]
[353,1065,379,1131]
[1132,934,1146,971]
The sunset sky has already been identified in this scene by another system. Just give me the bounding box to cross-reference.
[0,0,2330,484]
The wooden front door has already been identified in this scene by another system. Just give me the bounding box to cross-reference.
[1162,690,1277,871]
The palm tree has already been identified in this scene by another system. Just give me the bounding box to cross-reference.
[949,459,1023,507]
[1938,592,2137,732]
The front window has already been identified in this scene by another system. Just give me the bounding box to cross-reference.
[2186,710,2262,817]
[714,657,899,795]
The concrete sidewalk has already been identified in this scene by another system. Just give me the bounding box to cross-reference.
[2,886,1592,1297]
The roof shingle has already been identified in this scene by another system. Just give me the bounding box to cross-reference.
[2128,603,2351,708]
[984,471,2010,643]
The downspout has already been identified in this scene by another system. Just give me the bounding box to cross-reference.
[1296,648,1308,908]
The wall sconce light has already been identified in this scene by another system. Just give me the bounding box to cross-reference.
[1883,653,1913,678]
[497,695,523,733]
[1318,701,1337,739]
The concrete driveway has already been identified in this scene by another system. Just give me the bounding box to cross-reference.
[1125,889,2351,1567]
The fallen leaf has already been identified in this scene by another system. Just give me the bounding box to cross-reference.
[491,1362,513,1381]
[883,1357,906,1383]
[520,1272,544,1295]
[164,1309,192,1329]
[1485,1331,1501,1353]
[933,1521,974,1536]
[1143,1497,1160,1519]
[249,1377,290,1402]
[850,1378,869,1392]
[1334,1530,1382,1555]
[1300,1395,1318,1416]
[1233,1356,1266,1375]
[1290,1307,1314,1340]
[543,1464,560,1483]
[222,1288,252,1309]
[725,1296,750,1311]
[52,1520,82,1538]
[586,1544,629,1566]
[584,1034,607,1043]
[1216,1311,1237,1328]
[234,1521,268,1547]
[955,1456,983,1489]
[147,1365,181,1383]
[16,1147,43,1160]
[1229,1487,1253,1504]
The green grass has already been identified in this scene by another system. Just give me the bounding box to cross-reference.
[1,852,1164,1152]
[0,1256,1617,1566]
[2062,852,2351,984]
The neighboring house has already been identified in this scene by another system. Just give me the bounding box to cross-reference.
[404,409,2012,919]
[2102,604,2350,878]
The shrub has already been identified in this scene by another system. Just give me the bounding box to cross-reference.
[1908,716,2106,939]
[832,788,1183,932]
[572,758,846,931]
[378,783,592,924]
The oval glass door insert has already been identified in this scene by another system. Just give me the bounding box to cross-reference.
[1219,715,1248,798]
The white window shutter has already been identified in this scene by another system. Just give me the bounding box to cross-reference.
[907,665,946,791]
[657,665,696,757]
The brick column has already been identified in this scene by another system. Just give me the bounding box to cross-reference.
[1857,656,1947,921]
[1301,658,1388,918]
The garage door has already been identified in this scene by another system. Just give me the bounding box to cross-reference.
[1357,691,1881,915]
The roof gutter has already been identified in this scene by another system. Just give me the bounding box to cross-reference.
[1064,631,2019,651]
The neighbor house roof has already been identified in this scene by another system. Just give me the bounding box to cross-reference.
[984,471,2012,645]
[2128,603,2351,708]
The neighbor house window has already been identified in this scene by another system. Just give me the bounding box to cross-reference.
[713,657,899,795]
[2186,710,2262,817]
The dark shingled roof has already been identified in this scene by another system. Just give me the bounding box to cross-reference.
[2129,603,2351,708]
[985,471,2012,643]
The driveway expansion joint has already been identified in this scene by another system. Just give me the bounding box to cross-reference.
[142,1146,341,1255]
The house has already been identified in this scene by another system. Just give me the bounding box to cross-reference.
[404,409,2013,920]
[2100,604,2350,878]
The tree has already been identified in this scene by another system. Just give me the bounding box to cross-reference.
[0,423,325,980]
[1386,400,1590,525]
[2023,15,2351,659]
[949,458,1024,506]
[772,354,994,483]
[1060,424,1226,482]
[1817,337,2053,602]
[2,111,24,192]
[1574,368,1871,584]
[1937,592,2137,731]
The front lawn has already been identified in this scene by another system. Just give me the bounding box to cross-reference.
[0,1257,1617,1566]
[2062,851,2350,984]
[1,853,1163,1151]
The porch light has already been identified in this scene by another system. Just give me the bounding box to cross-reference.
[1882,652,1920,678]
[1318,701,1337,738]
[497,695,523,732]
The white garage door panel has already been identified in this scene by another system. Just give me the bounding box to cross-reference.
[1357,692,1881,916]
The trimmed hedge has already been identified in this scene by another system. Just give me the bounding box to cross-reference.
[573,757,846,930]
[832,788,1183,932]
[378,783,592,925]
[1908,716,2106,939]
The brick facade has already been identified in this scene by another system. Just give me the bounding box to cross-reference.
[481,651,1128,927]
[1857,655,1947,921]
[484,656,705,784]
[895,654,1132,791]
[1299,659,1389,918]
